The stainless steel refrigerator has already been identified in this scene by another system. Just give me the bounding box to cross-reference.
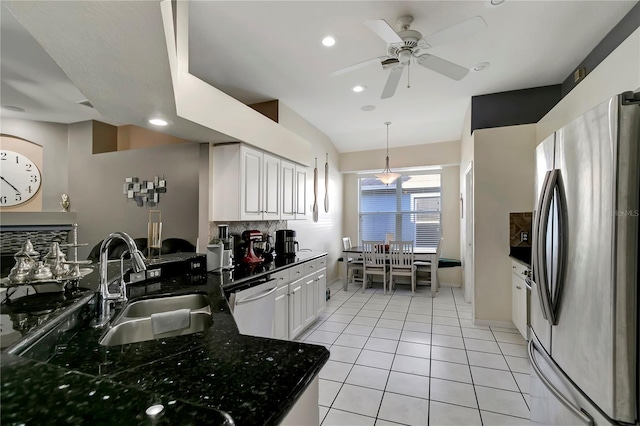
[529,91,639,425]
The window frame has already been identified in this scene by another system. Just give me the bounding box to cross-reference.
[357,170,442,249]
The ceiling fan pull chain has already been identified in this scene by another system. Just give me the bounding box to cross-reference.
[407,62,411,89]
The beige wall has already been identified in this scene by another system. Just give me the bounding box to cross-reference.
[538,27,640,141]
[278,103,344,282]
[340,140,460,173]
[473,124,537,323]
[459,103,473,302]
[67,121,200,259]
[1,119,69,212]
[341,147,462,285]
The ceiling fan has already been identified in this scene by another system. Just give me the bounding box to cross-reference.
[331,15,487,99]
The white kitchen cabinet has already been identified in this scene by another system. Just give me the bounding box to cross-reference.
[295,166,307,219]
[212,144,306,221]
[303,275,316,328]
[512,260,529,340]
[315,267,326,316]
[267,254,328,341]
[281,160,296,220]
[289,277,305,338]
[262,153,281,220]
[273,285,289,340]
[272,269,290,340]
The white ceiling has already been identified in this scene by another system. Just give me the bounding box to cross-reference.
[1,1,637,153]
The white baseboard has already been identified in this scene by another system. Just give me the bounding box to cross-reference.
[472,318,516,329]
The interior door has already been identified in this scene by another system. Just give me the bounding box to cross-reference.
[463,162,474,305]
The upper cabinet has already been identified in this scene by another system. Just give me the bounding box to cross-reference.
[212,144,306,221]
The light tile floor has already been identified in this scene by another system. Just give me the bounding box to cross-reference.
[296,282,531,426]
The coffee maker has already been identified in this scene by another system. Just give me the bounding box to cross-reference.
[275,229,298,259]
[207,225,233,271]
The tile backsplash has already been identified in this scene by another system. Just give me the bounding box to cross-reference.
[510,212,532,247]
[208,221,288,242]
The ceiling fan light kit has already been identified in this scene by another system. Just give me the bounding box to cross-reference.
[331,14,487,99]
[375,122,401,185]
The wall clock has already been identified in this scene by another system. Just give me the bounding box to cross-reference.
[0,149,42,206]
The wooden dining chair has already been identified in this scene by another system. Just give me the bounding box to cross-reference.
[342,237,363,288]
[362,240,390,294]
[389,240,416,295]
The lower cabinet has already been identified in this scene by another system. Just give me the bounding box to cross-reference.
[512,260,529,340]
[303,275,316,328]
[289,277,305,338]
[271,255,328,341]
[316,268,326,316]
[273,285,289,340]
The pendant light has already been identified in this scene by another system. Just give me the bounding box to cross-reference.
[375,122,401,185]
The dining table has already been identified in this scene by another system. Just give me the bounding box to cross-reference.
[342,246,439,297]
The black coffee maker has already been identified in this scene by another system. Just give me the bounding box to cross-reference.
[275,230,298,258]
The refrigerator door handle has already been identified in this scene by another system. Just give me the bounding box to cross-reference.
[534,169,556,322]
[550,171,568,324]
[529,340,594,425]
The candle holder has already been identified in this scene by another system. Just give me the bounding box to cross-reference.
[147,210,162,258]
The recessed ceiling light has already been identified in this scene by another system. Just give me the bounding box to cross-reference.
[472,62,490,72]
[321,36,336,47]
[361,105,376,112]
[149,118,168,126]
[352,85,366,93]
[2,105,25,112]
[490,0,505,5]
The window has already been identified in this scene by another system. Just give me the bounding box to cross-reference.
[359,173,441,249]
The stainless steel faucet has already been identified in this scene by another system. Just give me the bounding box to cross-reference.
[94,231,147,327]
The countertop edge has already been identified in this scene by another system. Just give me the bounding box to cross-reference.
[509,255,532,269]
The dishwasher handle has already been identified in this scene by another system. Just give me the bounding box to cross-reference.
[235,283,277,306]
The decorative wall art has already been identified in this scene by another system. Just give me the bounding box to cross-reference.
[123,175,167,207]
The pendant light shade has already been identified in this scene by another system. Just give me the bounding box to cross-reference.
[375,122,401,185]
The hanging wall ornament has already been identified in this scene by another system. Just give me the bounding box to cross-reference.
[324,153,329,213]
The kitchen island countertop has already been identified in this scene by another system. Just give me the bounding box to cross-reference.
[1,252,329,425]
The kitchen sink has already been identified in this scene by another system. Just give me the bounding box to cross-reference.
[99,293,213,346]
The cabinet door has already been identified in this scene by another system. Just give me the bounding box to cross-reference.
[512,272,523,333]
[289,278,305,338]
[240,146,263,220]
[316,268,326,316]
[295,166,307,219]
[303,275,316,327]
[281,160,296,220]
[263,153,281,220]
[273,285,289,340]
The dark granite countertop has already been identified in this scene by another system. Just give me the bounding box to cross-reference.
[1,252,329,425]
[509,247,532,268]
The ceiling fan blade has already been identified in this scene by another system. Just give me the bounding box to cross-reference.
[416,54,469,80]
[330,56,389,76]
[423,16,487,48]
[381,65,404,99]
[365,19,403,44]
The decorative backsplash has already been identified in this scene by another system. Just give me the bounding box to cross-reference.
[509,212,532,247]
[208,221,288,242]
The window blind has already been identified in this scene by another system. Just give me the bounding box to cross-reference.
[359,173,442,248]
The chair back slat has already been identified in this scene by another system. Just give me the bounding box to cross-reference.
[362,241,386,266]
[389,241,414,268]
[342,237,352,250]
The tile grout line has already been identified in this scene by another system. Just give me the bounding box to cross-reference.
[488,324,531,412]
[452,286,485,426]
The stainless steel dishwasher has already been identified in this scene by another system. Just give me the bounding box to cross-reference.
[228,278,277,338]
